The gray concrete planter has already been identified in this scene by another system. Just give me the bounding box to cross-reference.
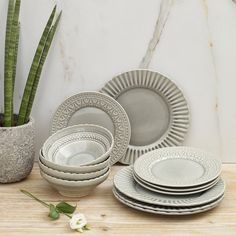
[0,116,35,183]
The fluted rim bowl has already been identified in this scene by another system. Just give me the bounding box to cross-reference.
[39,149,110,173]
[38,157,110,180]
[41,124,114,167]
[40,168,110,197]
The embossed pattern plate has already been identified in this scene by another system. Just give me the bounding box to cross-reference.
[134,147,221,187]
[101,70,190,164]
[133,174,219,196]
[133,171,220,192]
[113,188,224,215]
[113,166,225,207]
[50,92,131,165]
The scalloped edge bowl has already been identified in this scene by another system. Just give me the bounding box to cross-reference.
[40,168,110,197]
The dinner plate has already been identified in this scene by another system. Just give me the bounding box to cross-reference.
[113,166,225,207]
[133,172,220,192]
[50,92,131,166]
[133,174,218,196]
[101,70,190,164]
[134,147,221,187]
[113,188,224,215]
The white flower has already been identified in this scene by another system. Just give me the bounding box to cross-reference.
[69,213,88,232]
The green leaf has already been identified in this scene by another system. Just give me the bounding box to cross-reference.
[24,11,62,122]
[83,225,90,231]
[4,0,21,126]
[56,201,76,214]
[48,204,60,220]
[17,5,57,125]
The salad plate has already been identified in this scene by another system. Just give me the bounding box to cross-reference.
[113,166,225,207]
[50,92,131,166]
[134,147,221,187]
[133,171,220,192]
[133,174,218,196]
[113,188,224,215]
[101,70,189,164]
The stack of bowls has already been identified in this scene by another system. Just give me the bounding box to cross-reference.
[39,124,114,197]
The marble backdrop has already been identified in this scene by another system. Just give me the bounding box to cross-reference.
[0,0,236,163]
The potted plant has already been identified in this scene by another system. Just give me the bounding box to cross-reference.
[0,0,61,183]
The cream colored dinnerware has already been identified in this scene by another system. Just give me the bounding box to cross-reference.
[101,70,189,164]
[50,92,131,166]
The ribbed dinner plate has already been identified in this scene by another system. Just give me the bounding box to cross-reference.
[113,187,224,215]
[114,166,225,207]
[134,147,221,188]
[101,70,189,164]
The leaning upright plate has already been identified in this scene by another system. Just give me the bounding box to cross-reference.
[134,147,222,188]
[101,70,190,164]
[50,92,131,166]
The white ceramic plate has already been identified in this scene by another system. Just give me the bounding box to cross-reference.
[133,174,218,196]
[50,92,131,166]
[134,147,221,187]
[113,188,224,215]
[133,172,220,192]
[101,70,189,164]
[113,166,225,207]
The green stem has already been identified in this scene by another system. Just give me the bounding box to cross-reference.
[20,189,72,218]
[20,189,49,208]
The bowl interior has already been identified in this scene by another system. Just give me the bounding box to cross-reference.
[49,139,107,166]
[42,125,113,167]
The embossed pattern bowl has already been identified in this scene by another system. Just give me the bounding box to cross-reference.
[39,157,109,180]
[39,124,113,197]
[40,168,110,197]
[41,124,114,168]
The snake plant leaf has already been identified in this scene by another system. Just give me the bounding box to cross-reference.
[4,0,17,127]
[17,5,57,125]
[24,11,61,122]
[12,23,20,97]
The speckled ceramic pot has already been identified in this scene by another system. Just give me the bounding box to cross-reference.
[0,116,35,183]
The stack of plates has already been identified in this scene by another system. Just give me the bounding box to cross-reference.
[113,147,225,215]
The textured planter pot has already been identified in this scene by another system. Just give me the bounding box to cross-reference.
[0,116,35,183]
